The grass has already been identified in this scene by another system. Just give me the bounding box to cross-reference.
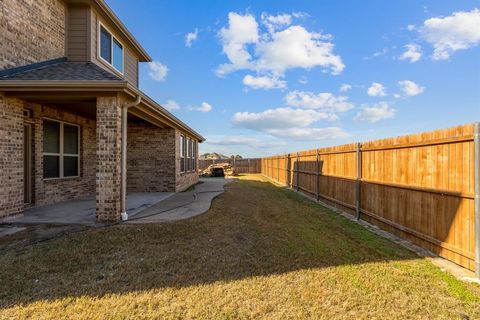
[0,174,479,319]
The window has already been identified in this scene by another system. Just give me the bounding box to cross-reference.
[193,141,197,171]
[189,139,194,172]
[43,120,80,179]
[99,24,124,73]
[180,135,185,172]
[186,138,191,172]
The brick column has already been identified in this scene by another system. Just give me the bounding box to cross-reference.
[0,97,24,218]
[96,96,123,222]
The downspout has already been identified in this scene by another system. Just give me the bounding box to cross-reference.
[474,122,480,278]
[121,95,141,221]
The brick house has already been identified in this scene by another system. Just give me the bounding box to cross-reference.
[0,0,204,222]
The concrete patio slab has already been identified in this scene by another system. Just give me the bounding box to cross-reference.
[5,192,174,226]
[128,178,231,224]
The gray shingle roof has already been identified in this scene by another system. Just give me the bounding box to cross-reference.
[0,60,123,81]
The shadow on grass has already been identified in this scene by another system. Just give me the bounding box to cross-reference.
[0,178,419,308]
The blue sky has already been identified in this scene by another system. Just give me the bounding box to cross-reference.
[108,0,480,157]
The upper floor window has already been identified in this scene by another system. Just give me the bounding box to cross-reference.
[99,24,124,73]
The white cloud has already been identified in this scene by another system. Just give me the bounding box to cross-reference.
[147,61,169,82]
[292,12,309,19]
[363,47,388,60]
[261,13,292,33]
[266,127,349,140]
[367,82,387,97]
[206,136,286,148]
[398,80,425,96]
[420,9,480,60]
[255,25,343,75]
[339,83,352,92]
[243,74,287,90]
[285,90,354,113]
[232,107,335,131]
[185,28,199,47]
[399,44,422,63]
[217,12,344,78]
[197,102,213,113]
[217,13,259,75]
[355,102,395,123]
[407,24,416,31]
[163,100,180,111]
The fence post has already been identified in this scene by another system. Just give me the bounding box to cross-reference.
[296,152,300,192]
[355,143,362,220]
[474,122,480,278]
[285,154,289,187]
[316,149,320,201]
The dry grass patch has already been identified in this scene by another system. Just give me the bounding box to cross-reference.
[0,174,479,319]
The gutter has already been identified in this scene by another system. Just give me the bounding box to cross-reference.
[121,95,142,221]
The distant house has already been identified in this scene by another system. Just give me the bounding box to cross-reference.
[0,0,204,222]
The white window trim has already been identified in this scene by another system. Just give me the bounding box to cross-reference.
[98,21,125,75]
[43,118,80,180]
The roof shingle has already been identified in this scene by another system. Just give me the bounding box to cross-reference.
[0,61,123,81]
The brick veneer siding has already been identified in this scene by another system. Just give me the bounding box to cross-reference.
[96,95,123,221]
[0,97,24,218]
[0,0,66,70]
[31,104,96,206]
[175,131,199,192]
[127,122,176,192]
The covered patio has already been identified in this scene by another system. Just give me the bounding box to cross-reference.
[8,193,174,226]
[0,60,204,222]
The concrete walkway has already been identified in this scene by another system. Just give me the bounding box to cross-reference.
[128,178,230,224]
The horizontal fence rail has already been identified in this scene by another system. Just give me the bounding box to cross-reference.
[261,123,479,273]
[199,158,262,174]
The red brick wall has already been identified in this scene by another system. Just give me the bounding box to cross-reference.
[127,122,176,192]
[0,0,66,70]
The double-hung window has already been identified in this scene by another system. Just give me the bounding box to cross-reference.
[180,135,185,172]
[192,141,197,171]
[43,120,80,179]
[186,138,191,172]
[99,24,124,73]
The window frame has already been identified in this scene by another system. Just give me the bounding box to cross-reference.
[187,138,191,172]
[180,135,185,173]
[42,118,80,180]
[192,141,197,171]
[98,22,124,74]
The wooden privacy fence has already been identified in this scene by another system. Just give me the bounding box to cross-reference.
[199,158,262,174]
[261,123,480,274]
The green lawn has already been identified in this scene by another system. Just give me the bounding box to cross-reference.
[0,174,479,319]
